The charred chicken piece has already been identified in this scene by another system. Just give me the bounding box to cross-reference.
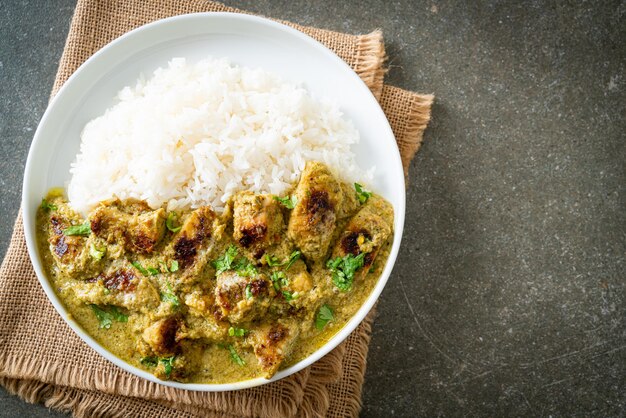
[330,196,393,281]
[214,271,274,323]
[89,201,166,254]
[232,191,284,260]
[248,321,299,378]
[171,207,216,269]
[287,162,343,262]
[142,317,184,357]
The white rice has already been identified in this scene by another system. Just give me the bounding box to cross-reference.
[67,57,372,214]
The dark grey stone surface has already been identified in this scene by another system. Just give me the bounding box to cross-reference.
[1,1,624,416]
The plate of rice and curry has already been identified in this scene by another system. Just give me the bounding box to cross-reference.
[22,13,405,390]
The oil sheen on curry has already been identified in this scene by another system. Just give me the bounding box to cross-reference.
[36,162,394,383]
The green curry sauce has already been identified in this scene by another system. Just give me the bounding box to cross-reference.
[36,162,393,383]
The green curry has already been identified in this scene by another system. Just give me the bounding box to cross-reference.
[36,161,393,383]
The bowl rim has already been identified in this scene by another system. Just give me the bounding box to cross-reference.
[22,11,406,391]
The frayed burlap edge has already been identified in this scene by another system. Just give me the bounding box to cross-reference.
[354,29,386,100]
[402,93,435,177]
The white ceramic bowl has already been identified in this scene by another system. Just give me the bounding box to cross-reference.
[22,13,405,391]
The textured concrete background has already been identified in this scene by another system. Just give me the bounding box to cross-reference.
[1,1,624,416]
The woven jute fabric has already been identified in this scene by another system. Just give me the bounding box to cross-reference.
[0,0,433,416]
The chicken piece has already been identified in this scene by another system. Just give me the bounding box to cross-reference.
[330,196,393,281]
[73,267,160,311]
[125,209,166,253]
[47,214,91,278]
[248,321,299,378]
[90,202,166,254]
[283,259,313,294]
[337,181,360,220]
[287,162,344,261]
[171,207,216,270]
[142,317,184,356]
[214,271,274,323]
[89,204,126,244]
[232,191,284,260]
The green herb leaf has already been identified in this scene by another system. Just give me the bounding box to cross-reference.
[161,283,180,307]
[89,304,112,329]
[166,212,181,233]
[264,250,301,270]
[354,183,372,204]
[161,292,180,306]
[326,257,342,270]
[160,356,176,378]
[264,254,282,267]
[326,253,366,292]
[270,271,288,291]
[245,284,253,299]
[227,344,246,366]
[282,290,298,302]
[234,257,258,277]
[228,326,247,337]
[212,245,238,275]
[89,243,106,260]
[140,356,158,367]
[169,260,179,272]
[285,251,301,270]
[63,221,91,236]
[132,261,159,276]
[315,304,335,330]
[273,195,297,209]
[132,261,149,276]
[89,304,127,329]
[108,306,128,323]
[40,198,57,212]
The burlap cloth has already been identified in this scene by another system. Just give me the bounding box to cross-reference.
[0,1,433,416]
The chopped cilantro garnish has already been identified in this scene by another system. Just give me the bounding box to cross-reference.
[245,284,253,299]
[354,183,372,204]
[227,344,246,366]
[89,305,112,329]
[282,290,298,302]
[40,198,57,212]
[169,260,179,272]
[264,250,301,270]
[315,304,334,330]
[140,356,158,367]
[108,306,128,323]
[161,284,180,307]
[264,254,281,267]
[212,245,238,275]
[274,195,297,209]
[234,257,258,277]
[285,251,301,269]
[270,271,288,291]
[89,243,105,260]
[166,212,181,233]
[212,246,257,277]
[63,221,91,236]
[326,253,366,291]
[89,304,127,329]
[141,355,176,378]
[160,356,176,378]
[132,261,158,276]
[228,326,247,337]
